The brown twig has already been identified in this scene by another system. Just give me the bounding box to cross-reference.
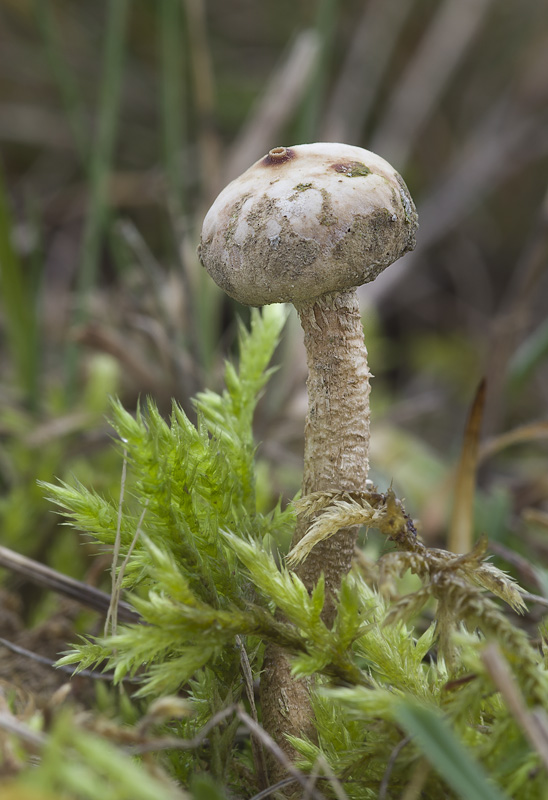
[237,635,269,790]
[379,736,411,800]
[130,704,328,799]
[0,637,117,682]
[0,545,140,624]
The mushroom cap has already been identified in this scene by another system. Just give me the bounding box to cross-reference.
[199,142,418,306]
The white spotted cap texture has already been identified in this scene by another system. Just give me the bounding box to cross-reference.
[199,142,418,306]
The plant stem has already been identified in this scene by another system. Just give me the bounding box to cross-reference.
[33,0,89,161]
[159,0,186,214]
[65,0,129,397]
[0,164,38,407]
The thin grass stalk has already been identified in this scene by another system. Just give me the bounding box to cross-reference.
[0,164,38,407]
[181,0,225,372]
[225,31,320,184]
[33,0,89,161]
[34,0,127,291]
[448,380,486,553]
[370,0,495,168]
[296,0,338,142]
[159,0,186,215]
[321,0,413,143]
[183,0,221,203]
[485,182,548,429]
[65,0,129,396]
[23,191,46,412]
[158,0,206,374]
[114,218,196,398]
[482,643,548,772]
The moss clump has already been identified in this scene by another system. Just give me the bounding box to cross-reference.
[37,307,548,799]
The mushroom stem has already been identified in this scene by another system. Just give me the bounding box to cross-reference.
[293,289,371,621]
[260,290,371,783]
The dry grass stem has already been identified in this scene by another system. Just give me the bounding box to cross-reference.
[225,31,320,183]
[371,0,495,167]
[482,643,548,770]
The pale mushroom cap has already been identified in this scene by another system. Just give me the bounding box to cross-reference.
[199,142,418,306]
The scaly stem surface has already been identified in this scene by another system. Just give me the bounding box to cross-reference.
[261,289,371,782]
[294,289,370,616]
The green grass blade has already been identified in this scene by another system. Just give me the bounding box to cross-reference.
[33,0,89,160]
[395,701,509,800]
[76,0,129,302]
[296,0,338,141]
[508,317,548,394]
[0,163,38,405]
[159,0,186,213]
[65,0,130,394]
[190,773,230,800]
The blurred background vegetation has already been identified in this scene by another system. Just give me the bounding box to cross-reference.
[0,0,547,625]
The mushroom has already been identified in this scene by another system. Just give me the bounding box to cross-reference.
[199,142,418,611]
[199,142,418,774]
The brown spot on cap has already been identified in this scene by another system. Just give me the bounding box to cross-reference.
[262,146,295,166]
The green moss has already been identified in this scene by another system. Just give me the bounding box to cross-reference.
[39,305,548,799]
[336,161,372,178]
